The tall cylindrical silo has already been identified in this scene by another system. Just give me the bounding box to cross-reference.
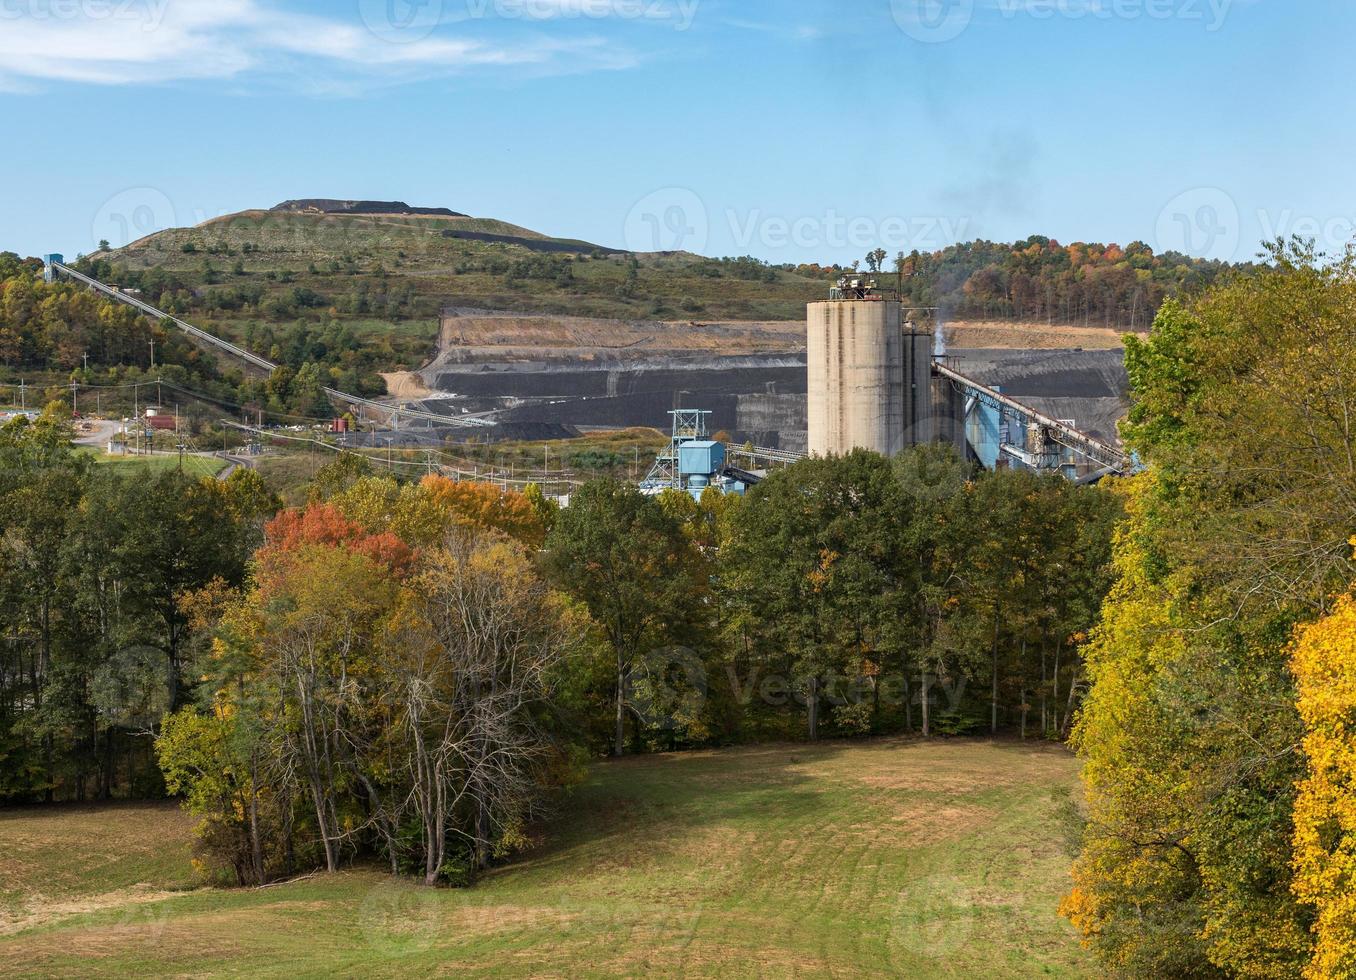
[807,300,905,457]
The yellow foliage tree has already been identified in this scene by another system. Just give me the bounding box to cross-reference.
[1292,580,1356,980]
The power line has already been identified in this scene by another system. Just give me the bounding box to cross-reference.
[222,421,583,492]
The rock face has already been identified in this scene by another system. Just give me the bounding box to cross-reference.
[270,199,466,217]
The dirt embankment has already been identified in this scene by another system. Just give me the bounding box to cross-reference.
[397,310,1133,397]
[380,371,436,400]
[943,320,1134,351]
[434,312,1130,360]
[435,311,805,361]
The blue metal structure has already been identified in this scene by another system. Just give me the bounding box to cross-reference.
[642,410,750,499]
[679,440,725,478]
[936,362,1132,477]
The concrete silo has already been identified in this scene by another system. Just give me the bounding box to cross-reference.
[807,298,907,457]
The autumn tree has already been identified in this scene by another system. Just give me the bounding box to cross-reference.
[1066,241,1356,976]
[1291,578,1356,980]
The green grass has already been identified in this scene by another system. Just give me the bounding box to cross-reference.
[0,739,1091,977]
[75,448,229,480]
[444,427,669,480]
[0,802,197,920]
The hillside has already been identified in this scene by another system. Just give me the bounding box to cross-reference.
[0,738,1091,978]
[62,209,1220,411]
[89,208,1241,339]
[98,205,825,324]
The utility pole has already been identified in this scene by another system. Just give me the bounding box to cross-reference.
[149,338,155,371]
[71,381,77,416]
[82,351,89,372]
[18,379,24,411]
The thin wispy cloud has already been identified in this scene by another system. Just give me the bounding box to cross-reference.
[450,0,698,25]
[0,0,639,91]
[721,17,825,41]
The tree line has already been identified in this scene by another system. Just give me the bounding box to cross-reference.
[1062,240,1356,978]
[0,254,392,419]
[0,411,1121,888]
[795,237,1241,331]
[0,413,275,802]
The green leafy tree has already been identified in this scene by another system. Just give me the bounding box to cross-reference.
[721,451,907,739]
[544,479,706,756]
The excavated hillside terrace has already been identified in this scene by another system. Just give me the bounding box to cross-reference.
[405,311,1132,451]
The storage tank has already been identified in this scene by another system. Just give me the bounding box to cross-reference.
[807,300,905,457]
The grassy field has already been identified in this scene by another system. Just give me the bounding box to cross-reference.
[76,448,229,480]
[0,738,1090,978]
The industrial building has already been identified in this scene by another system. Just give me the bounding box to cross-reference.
[45,256,1132,485]
[806,277,1131,480]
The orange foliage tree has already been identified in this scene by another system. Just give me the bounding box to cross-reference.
[420,476,547,547]
[259,502,415,577]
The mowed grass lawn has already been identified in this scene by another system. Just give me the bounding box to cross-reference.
[0,739,1092,978]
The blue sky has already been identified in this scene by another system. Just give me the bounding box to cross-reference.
[2,0,1353,265]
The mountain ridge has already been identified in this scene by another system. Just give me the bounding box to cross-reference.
[270,199,467,217]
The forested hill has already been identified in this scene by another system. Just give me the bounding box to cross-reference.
[889,237,1243,332]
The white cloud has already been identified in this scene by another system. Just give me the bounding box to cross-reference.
[0,0,637,89]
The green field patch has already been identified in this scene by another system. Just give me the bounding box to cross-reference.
[0,739,1091,978]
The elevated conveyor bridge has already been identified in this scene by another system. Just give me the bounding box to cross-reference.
[48,260,495,430]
